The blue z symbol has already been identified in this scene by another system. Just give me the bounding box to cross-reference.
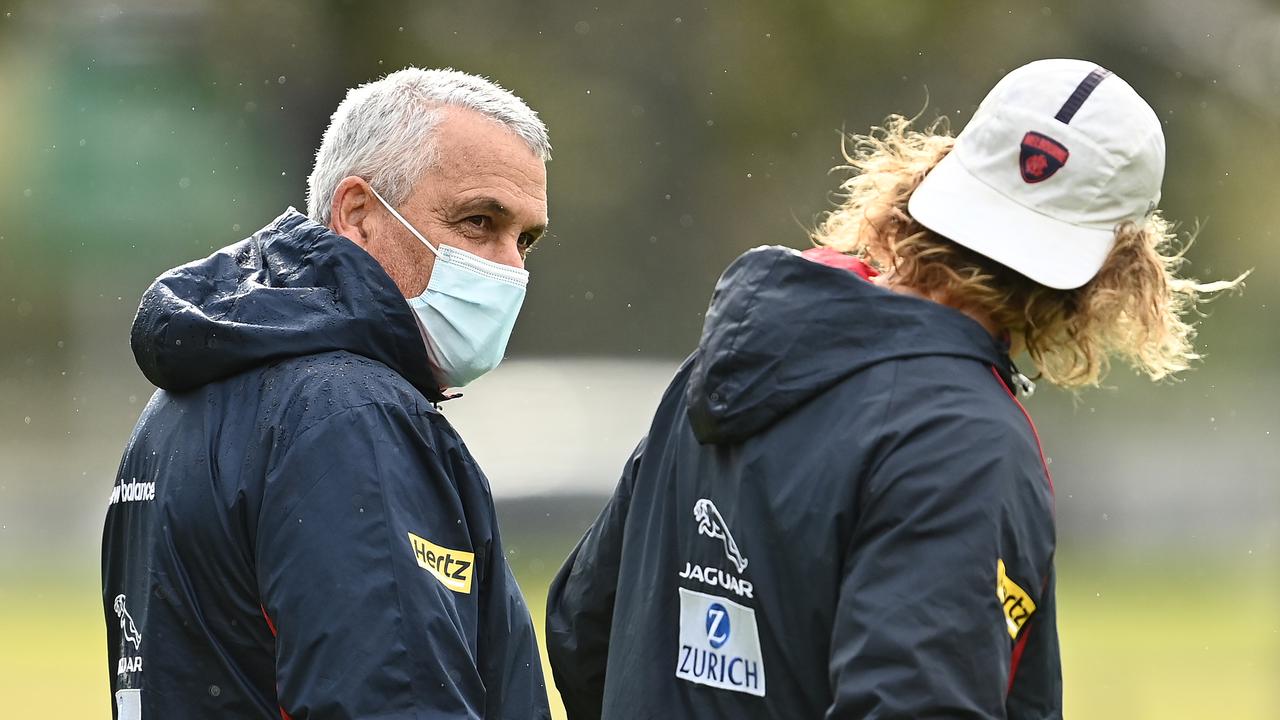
[705,603,731,649]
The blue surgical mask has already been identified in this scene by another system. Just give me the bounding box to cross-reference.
[371,188,529,389]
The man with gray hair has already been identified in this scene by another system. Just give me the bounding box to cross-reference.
[102,67,553,719]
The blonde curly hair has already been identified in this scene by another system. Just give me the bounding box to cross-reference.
[812,115,1246,388]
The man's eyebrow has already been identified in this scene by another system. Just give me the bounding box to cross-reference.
[455,197,513,219]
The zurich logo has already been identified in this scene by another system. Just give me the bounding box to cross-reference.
[705,602,731,649]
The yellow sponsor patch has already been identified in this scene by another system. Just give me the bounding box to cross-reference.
[408,532,474,594]
[996,559,1036,639]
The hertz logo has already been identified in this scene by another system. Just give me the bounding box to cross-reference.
[408,533,474,594]
[996,559,1036,639]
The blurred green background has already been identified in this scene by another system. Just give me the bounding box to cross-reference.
[1,0,1277,717]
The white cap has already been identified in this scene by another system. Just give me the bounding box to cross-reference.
[907,59,1165,289]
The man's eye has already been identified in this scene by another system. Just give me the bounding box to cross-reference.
[462,215,490,230]
[518,233,538,251]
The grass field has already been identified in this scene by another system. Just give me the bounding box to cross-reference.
[4,550,1275,718]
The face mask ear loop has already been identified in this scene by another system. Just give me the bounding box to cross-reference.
[368,186,441,258]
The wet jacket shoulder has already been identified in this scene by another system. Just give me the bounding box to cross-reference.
[102,210,549,720]
[547,246,1060,719]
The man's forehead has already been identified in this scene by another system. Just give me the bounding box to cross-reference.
[431,109,544,171]
[425,110,547,214]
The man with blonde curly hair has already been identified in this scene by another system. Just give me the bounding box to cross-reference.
[546,59,1242,719]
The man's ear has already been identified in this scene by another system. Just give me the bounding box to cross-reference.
[329,176,376,248]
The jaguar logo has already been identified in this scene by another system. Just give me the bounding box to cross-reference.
[694,499,748,573]
[114,594,142,652]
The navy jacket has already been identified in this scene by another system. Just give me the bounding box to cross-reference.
[102,209,550,719]
[547,246,1061,719]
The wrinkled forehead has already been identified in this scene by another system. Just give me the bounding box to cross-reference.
[421,108,548,215]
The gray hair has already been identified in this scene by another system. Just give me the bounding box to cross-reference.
[306,67,551,224]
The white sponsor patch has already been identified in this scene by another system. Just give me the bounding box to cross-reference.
[675,588,766,697]
[115,689,141,720]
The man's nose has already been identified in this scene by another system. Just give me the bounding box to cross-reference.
[490,233,526,270]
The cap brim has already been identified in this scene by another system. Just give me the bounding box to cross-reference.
[906,152,1115,290]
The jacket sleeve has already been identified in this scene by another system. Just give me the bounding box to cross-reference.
[255,402,485,719]
[827,420,1021,719]
[1006,566,1062,718]
[544,439,643,720]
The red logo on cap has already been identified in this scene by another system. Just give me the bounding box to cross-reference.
[1019,131,1069,183]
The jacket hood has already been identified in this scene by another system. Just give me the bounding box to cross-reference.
[687,246,1012,444]
[131,208,443,401]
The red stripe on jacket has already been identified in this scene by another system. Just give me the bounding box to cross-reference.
[989,367,1055,695]
[261,605,294,720]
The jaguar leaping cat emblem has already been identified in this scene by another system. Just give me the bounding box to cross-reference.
[694,499,748,573]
